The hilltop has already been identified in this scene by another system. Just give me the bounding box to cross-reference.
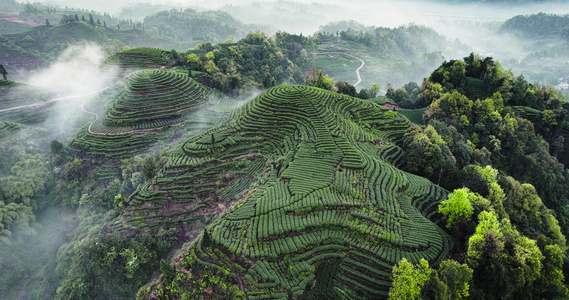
[128,85,453,299]
[67,68,236,182]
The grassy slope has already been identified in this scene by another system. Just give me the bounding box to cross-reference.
[0,18,32,34]
[0,35,44,76]
[133,85,453,299]
[0,80,55,125]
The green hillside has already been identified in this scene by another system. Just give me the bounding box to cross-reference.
[499,13,569,38]
[103,47,170,69]
[312,26,464,88]
[3,12,569,298]
[0,22,186,71]
[142,9,271,45]
[132,85,453,299]
[68,69,233,181]
[0,18,32,34]
[0,80,54,124]
[397,107,427,125]
[0,36,44,76]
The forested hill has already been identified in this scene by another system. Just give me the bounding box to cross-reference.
[142,9,272,45]
[375,53,569,298]
[336,25,455,60]
[317,20,374,36]
[499,12,569,38]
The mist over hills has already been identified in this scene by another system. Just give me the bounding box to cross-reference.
[1,0,569,299]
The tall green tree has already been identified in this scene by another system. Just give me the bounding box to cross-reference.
[389,258,431,300]
[0,201,35,245]
[439,187,474,230]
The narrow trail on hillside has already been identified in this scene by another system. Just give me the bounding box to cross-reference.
[315,51,365,87]
[80,100,183,136]
[332,39,366,86]
[315,39,365,87]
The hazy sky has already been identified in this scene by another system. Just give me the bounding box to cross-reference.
[34,0,569,25]
[31,0,569,40]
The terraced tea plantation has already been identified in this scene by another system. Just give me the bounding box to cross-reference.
[0,121,21,139]
[69,69,229,181]
[103,47,171,69]
[133,85,453,299]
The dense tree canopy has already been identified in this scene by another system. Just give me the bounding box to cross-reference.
[500,13,569,38]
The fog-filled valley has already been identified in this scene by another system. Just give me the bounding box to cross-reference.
[2,0,569,299]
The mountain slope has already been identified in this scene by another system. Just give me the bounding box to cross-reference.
[132,85,453,299]
[68,69,229,181]
[0,80,55,125]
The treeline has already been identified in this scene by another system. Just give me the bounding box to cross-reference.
[59,13,106,27]
[500,12,569,39]
[317,20,374,36]
[58,11,142,30]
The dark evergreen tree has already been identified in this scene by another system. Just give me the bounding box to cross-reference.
[50,140,63,154]
[0,64,7,80]
[160,259,176,286]
[142,157,157,180]
[88,14,95,26]
[201,228,213,248]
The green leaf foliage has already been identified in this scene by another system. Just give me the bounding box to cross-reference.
[0,201,35,245]
[56,228,178,299]
[439,187,474,229]
[389,258,432,300]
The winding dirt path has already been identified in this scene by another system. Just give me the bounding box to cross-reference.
[315,51,365,87]
[80,101,183,136]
